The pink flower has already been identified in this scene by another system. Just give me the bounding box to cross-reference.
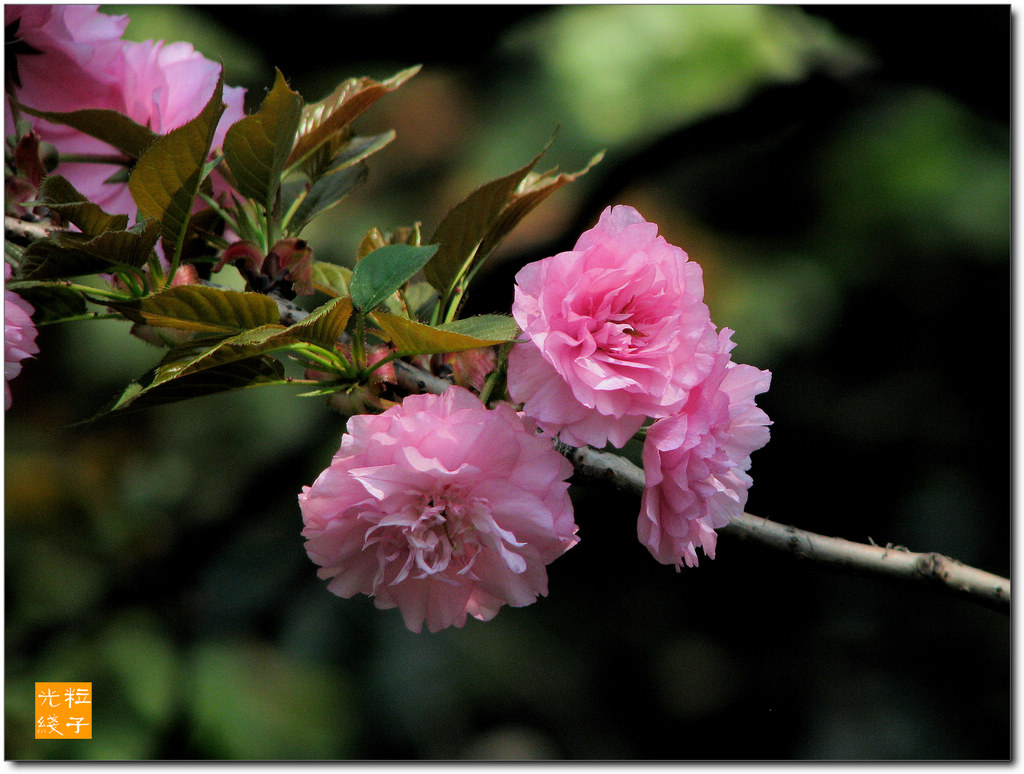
[4,6,129,122]
[5,263,40,410]
[5,5,245,218]
[298,386,579,633]
[639,329,771,568]
[508,205,720,449]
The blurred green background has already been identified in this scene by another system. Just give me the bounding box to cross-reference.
[5,5,1010,760]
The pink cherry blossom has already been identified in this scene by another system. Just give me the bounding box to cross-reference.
[5,263,39,410]
[508,204,720,449]
[639,328,771,569]
[5,5,246,218]
[298,386,579,633]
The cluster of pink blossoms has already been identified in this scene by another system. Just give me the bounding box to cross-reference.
[4,5,248,406]
[4,263,38,410]
[300,205,771,631]
[5,4,245,217]
[510,205,772,569]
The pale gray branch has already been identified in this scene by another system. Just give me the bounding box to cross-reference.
[5,215,58,246]
[562,445,1010,614]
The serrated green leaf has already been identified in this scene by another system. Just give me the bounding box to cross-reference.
[286,65,419,169]
[287,163,367,233]
[355,223,421,261]
[349,243,438,311]
[323,130,395,173]
[423,149,545,295]
[99,299,352,415]
[403,281,439,321]
[128,73,226,257]
[15,101,157,158]
[282,296,352,349]
[36,176,129,236]
[311,261,352,298]
[104,352,287,414]
[438,314,521,341]
[223,68,303,210]
[373,311,518,355]
[21,219,162,280]
[6,281,88,323]
[106,285,280,334]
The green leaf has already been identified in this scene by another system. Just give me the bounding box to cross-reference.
[402,281,439,321]
[311,261,352,297]
[36,176,129,236]
[282,296,352,349]
[105,351,287,414]
[21,219,162,280]
[223,68,303,211]
[438,314,521,341]
[323,130,395,173]
[100,299,351,415]
[423,148,546,295]
[106,285,280,334]
[286,65,419,169]
[5,281,88,323]
[349,243,438,311]
[373,312,518,355]
[128,72,226,258]
[286,162,367,233]
[15,101,157,158]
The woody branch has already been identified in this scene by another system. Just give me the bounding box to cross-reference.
[562,443,1011,614]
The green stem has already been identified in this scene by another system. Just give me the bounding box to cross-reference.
[279,188,307,236]
[353,312,367,371]
[291,342,353,377]
[199,192,240,236]
[64,282,133,301]
[264,202,276,254]
[37,312,121,326]
[478,343,511,406]
[361,349,404,380]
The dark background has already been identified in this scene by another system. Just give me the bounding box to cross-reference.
[5,5,1010,760]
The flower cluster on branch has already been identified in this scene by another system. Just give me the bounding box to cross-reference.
[6,5,1002,634]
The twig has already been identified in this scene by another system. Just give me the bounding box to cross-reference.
[5,214,59,246]
[563,445,1010,615]
[723,512,1011,614]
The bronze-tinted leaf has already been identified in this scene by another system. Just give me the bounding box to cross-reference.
[128,73,226,258]
[15,101,157,158]
[223,68,304,210]
[373,312,518,356]
[281,296,353,349]
[21,219,162,280]
[286,163,367,233]
[286,65,419,169]
[37,175,130,236]
[106,285,281,334]
[423,149,545,295]
[103,350,287,414]
[475,151,604,260]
